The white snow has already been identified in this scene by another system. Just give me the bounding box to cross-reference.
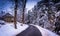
[0,22,29,36]
[31,24,59,36]
[55,11,60,17]
[0,22,59,36]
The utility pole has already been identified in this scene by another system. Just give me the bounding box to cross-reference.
[14,0,18,29]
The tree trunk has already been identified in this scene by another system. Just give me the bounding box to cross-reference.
[22,0,27,24]
[14,0,18,29]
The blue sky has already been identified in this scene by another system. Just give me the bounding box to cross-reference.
[0,0,41,14]
[26,0,40,10]
[0,0,12,11]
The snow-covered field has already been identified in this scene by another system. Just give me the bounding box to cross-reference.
[0,22,59,36]
[0,22,29,36]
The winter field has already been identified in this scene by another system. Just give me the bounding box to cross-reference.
[0,22,59,36]
[0,0,60,36]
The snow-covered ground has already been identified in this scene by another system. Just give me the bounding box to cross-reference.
[0,22,29,36]
[31,24,59,36]
[0,22,59,36]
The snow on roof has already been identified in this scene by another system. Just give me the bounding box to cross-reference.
[0,12,13,18]
[0,22,29,36]
[3,13,13,18]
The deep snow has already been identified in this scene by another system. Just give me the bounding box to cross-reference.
[0,22,29,36]
[0,22,59,36]
[31,24,59,36]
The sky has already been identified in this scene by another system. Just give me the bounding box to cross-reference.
[26,0,40,11]
[0,0,41,14]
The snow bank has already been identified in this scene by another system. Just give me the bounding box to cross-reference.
[0,22,59,36]
[31,24,59,36]
[0,22,29,36]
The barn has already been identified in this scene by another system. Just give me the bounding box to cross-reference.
[3,13,14,22]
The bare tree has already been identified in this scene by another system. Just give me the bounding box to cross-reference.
[14,0,18,29]
[22,0,27,24]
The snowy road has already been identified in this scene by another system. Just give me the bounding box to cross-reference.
[0,22,59,36]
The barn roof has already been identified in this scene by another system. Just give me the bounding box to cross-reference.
[2,13,13,18]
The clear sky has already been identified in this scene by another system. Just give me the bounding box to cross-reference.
[0,0,41,14]
[0,0,41,10]
[26,0,40,11]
